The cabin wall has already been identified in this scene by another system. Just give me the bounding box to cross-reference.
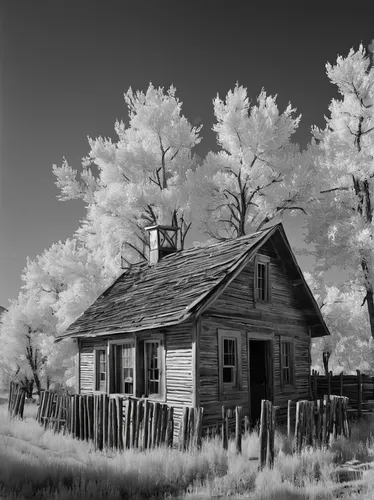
[200,241,311,423]
[79,321,193,437]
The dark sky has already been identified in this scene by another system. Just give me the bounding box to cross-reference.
[0,0,372,306]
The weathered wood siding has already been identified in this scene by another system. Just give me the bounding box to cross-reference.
[200,241,311,423]
[164,322,193,438]
[79,322,193,438]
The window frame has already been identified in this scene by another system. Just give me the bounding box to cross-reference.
[93,346,108,393]
[144,338,165,399]
[279,336,295,390]
[218,329,242,399]
[254,254,272,306]
[108,339,135,396]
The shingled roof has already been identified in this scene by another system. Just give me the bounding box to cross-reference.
[56,223,329,340]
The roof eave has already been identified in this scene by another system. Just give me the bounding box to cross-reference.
[54,312,195,342]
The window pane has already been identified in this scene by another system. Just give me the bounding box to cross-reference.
[145,342,160,395]
[121,343,134,394]
[257,263,267,301]
[223,339,236,366]
[97,349,106,391]
[281,342,292,385]
[223,367,233,383]
[222,337,237,386]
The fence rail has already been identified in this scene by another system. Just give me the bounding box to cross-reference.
[311,370,374,417]
[8,381,26,419]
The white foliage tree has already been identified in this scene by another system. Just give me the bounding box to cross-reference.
[190,84,308,239]
[0,84,202,391]
[53,83,202,268]
[305,273,374,374]
[0,293,55,395]
[0,239,108,392]
[305,44,374,339]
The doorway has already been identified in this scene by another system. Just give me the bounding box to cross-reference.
[249,339,272,424]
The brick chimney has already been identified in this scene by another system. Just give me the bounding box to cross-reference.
[145,225,179,264]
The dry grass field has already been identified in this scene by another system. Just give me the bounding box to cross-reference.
[1,396,374,499]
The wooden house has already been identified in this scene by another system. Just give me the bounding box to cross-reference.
[56,223,329,429]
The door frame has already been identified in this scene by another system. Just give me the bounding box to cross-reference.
[247,332,274,422]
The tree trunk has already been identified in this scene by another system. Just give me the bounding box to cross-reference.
[23,378,34,398]
[360,258,374,340]
[365,289,374,340]
[33,371,42,396]
[322,351,331,376]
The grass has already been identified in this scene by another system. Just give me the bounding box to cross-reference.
[1,399,374,499]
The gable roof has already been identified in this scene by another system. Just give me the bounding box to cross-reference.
[56,223,329,341]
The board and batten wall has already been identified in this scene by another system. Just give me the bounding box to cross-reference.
[199,242,311,423]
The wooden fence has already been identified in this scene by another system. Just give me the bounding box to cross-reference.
[311,370,374,417]
[204,405,250,454]
[36,391,205,451]
[289,395,350,452]
[8,381,26,419]
[178,405,204,450]
[259,400,276,468]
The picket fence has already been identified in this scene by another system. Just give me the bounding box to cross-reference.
[36,391,204,451]
[8,381,26,419]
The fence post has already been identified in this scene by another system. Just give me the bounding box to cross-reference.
[287,400,292,439]
[235,406,242,454]
[268,402,276,468]
[179,406,188,451]
[142,399,149,450]
[313,370,318,400]
[186,406,194,450]
[166,406,174,448]
[244,415,250,434]
[194,407,203,449]
[327,371,332,400]
[340,372,344,397]
[357,369,362,418]
[295,401,300,453]
[135,400,143,449]
[124,399,131,449]
[221,406,228,450]
[259,400,268,468]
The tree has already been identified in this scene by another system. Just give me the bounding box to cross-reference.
[0,84,202,391]
[190,84,307,240]
[0,293,54,395]
[53,83,202,268]
[306,274,374,374]
[0,239,108,392]
[305,44,374,339]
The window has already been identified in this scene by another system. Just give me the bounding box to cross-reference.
[279,337,294,388]
[254,255,271,304]
[95,348,107,392]
[108,342,134,395]
[94,335,165,399]
[218,330,241,397]
[145,341,161,396]
[120,343,134,394]
[223,338,237,385]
